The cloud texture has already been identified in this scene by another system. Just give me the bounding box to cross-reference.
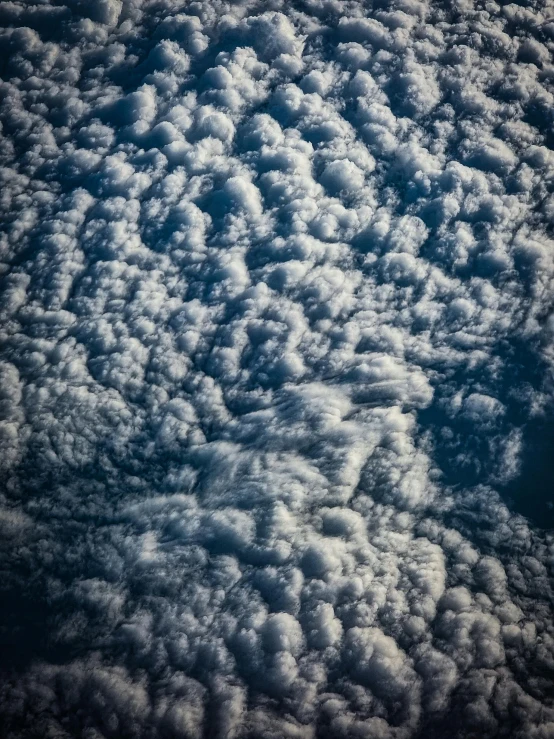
[1,0,554,736]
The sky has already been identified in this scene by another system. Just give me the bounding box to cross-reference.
[0,0,554,737]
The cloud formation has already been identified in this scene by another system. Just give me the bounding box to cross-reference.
[0,0,554,737]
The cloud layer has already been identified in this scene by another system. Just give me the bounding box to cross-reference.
[1,0,554,737]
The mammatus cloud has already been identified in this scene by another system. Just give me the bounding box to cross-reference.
[0,0,553,737]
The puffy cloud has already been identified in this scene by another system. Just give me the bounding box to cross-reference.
[0,1,554,738]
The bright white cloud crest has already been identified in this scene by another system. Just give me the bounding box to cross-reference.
[0,0,554,737]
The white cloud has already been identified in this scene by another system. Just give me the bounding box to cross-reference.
[0,1,554,737]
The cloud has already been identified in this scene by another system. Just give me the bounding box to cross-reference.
[0,0,554,738]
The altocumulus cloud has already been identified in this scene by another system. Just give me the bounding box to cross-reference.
[0,0,554,737]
